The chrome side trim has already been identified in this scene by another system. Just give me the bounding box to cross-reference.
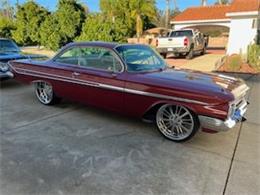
[11,65,208,105]
[124,88,207,105]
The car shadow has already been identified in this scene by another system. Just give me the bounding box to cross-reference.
[0,79,24,89]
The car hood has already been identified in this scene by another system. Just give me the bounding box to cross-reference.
[0,52,46,62]
[136,68,246,103]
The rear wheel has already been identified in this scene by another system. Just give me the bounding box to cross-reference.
[34,81,61,105]
[186,47,194,59]
[200,46,206,55]
[156,104,199,142]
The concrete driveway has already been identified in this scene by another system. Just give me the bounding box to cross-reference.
[166,49,225,72]
[0,75,259,195]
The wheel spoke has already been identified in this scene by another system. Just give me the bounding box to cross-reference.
[178,111,189,119]
[163,109,171,117]
[169,106,174,115]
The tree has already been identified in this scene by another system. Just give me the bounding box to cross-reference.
[129,0,156,39]
[39,15,63,51]
[55,0,86,41]
[154,8,180,28]
[0,0,15,19]
[100,0,135,37]
[0,0,16,38]
[12,1,49,45]
[100,0,117,22]
[77,13,129,43]
[0,15,16,38]
[40,0,86,50]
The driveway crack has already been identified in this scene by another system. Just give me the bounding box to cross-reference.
[222,76,255,195]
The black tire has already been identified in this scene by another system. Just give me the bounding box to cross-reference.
[34,81,61,105]
[156,104,200,142]
[186,47,194,60]
[200,46,206,55]
[160,53,167,59]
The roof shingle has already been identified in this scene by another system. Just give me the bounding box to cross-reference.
[172,0,259,22]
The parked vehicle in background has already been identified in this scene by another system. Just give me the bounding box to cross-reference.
[0,38,48,81]
[156,29,208,59]
[9,42,249,142]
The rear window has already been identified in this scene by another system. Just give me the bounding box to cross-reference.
[170,30,193,37]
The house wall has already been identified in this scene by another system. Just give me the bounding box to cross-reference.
[227,16,258,54]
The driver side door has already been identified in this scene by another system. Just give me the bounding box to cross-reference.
[70,46,126,112]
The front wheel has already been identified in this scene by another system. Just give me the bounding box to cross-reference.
[156,104,200,142]
[34,81,61,105]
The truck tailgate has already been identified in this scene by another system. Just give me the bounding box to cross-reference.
[158,37,185,48]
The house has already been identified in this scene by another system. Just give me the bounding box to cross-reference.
[171,0,260,55]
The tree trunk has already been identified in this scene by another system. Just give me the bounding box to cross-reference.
[136,14,143,42]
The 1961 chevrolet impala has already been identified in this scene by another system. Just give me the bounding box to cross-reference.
[8,42,249,142]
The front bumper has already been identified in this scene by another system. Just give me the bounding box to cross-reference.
[0,71,14,81]
[199,98,249,132]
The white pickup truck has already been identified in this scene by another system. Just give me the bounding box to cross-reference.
[156,29,207,59]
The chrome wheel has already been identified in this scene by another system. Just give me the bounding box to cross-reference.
[35,82,53,105]
[156,104,196,141]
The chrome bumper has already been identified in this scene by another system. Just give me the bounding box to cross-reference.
[156,47,189,54]
[199,100,249,132]
[0,71,14,80]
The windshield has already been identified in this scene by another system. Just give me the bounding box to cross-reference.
[170,30,193,37]
[115,45,167,72]
[0,39,20,53]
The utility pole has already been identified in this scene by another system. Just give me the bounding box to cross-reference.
[201,0,207,6]
[165,0,170,28]
[173,0,178,11]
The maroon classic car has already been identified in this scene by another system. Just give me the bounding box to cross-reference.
[8,42,249,142]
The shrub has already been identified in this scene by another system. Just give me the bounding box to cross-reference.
[227,54,242,72]
[248,44,260,71]
[0,16,16,38]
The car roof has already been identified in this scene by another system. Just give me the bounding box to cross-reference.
[67,41,120,49]
[65,41,149,50]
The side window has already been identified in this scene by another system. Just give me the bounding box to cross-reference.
[77,47,122,72]
[55,46,122,72]
[55,47,81,65]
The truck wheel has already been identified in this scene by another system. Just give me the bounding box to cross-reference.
[160,53,167,59]
[201,46,206,55]
[186,48,194,59]
[156,104,200,142]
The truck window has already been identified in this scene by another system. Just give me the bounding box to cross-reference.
[170,30,193,37]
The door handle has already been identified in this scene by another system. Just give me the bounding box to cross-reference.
[72,72,80,77]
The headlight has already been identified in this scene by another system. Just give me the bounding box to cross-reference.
[0,62,9,72]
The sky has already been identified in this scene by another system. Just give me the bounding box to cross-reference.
[9,0,217,12]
